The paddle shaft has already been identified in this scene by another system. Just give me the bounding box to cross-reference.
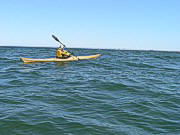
[52,35,79,59]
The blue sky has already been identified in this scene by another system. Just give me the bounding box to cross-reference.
[0,0,180,51]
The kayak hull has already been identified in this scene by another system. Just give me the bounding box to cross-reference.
[21,54,101,63]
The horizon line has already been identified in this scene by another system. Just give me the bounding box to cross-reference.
[0,45,179,53]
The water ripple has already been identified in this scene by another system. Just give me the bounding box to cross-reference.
[0,47,180,134]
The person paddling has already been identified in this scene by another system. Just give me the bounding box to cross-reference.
[56,46,71,59]
[52,35,72,59]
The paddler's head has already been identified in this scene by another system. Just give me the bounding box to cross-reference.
[58,47,63,51]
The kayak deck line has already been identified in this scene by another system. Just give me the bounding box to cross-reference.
[20,54,101,63]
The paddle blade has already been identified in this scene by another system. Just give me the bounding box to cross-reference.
[52,35,60,42]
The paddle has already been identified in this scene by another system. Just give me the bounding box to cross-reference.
[52,35,65,48]
[52,35,78,59]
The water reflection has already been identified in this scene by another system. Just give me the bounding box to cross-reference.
[55,62,69,67]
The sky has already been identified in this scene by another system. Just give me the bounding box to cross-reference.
[0,0,180,51]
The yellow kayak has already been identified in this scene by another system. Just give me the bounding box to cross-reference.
[21,54,101,63]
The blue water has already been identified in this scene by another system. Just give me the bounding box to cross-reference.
[0,46,180,135]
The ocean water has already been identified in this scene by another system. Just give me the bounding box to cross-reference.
[0,46,180,135]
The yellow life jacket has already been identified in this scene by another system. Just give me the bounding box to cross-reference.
[56,48,71,58]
